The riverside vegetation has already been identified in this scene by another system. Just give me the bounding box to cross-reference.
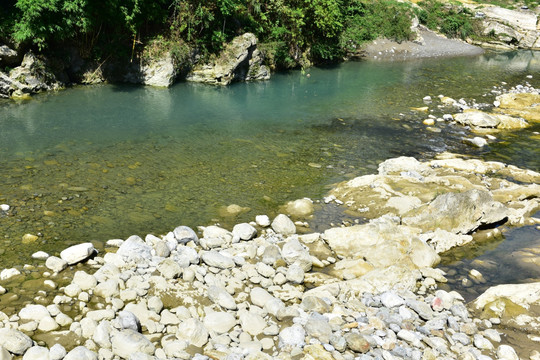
[1,0,540,96]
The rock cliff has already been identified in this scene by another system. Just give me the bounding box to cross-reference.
[186,33,270,85]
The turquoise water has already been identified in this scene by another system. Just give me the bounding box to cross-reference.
[0,50,539,266]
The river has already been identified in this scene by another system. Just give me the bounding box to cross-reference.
[0,50,539,267]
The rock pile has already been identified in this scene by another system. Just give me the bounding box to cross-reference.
[0,155,539,359]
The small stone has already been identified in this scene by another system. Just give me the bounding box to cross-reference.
[201,251,235,269]
[380,292,404,308]
[232,223,257,240]
[64,346,98,360]
[203,312,236,334]
[49,344,67,360]
[0,204,9,211]
[173,226,198,244]
[31,251,49,260]
[473,334,494,350]
[0,268,21,280]
[286,263,304,284]
[0,328,33,355]
[464,136,487,148]
[22,233,39,244]
[255,215,271,227]
[208,285,237,310]
[271,214,296,235]
[46,256,67,272]
[279,324,305,348]
[111,330,155,358]
[60,242,95,265]
[345,333,370,353]
[497,345,518,360]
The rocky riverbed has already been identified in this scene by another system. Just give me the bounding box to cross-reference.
[0,151,539,360]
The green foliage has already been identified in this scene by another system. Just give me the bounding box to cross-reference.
[339,0,413,52]
[416,0,476,40]
[5,0,485,69]
[13,0,90,49]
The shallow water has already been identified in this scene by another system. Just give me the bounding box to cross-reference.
[0,50,539,267]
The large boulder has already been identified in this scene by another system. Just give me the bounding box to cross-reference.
[402,189,508,235]
[475,5,540,49]
[187,33,270,85]
[8,51,63,97]
[495,92,540,122]
[453,110,528,130]
[0,45,18,65]
[125,52,177,87]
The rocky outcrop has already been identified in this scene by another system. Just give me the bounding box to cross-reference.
[453,110,529,130]
[0,51,63,99]
[472,282,540,338]
[472,5,540,49]
[495,92,540,122]
[0,45,19,66]
[187,33,270,85]
[124,52,178,87]
[329,153,540,253]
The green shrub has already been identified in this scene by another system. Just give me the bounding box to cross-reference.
[416,0,477,40]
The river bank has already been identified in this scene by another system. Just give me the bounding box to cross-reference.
[1,0,539,98]
[0,150,539,360]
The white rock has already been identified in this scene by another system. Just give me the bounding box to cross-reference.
[45,256,67,272]
[256,262,276,278]
[173,226,198,244]
[157,258,182,279]
[117,311,141,331]
[239,310,267,336]
[64,283,81,297]
[176,318,208,347]
[0,268,21,280]
[116,236,151,262]
[380,292,405,308]
[473,334,494,350]
[281,238,312,271]
[64,346,98,360]
[278,324,305,348]
[162,340,189,358]
[465,136,488,148]
[93,321,113,348]
[31,251,49,260]
[0,328,33,355]
[60,242,95,265]
[250,288,275,308]
[111,330,155,358]
[497,344,519,360]
[255,215,271,227]
[0,204,9,211]
[232,223,257,240]
[208,285,237,310]
[203,312,236,334]
[148,296,163,314]
[201,251,235,269]
[49,344,67,360]
[22,346,49,360]
[73,271,98,291]
[271,214,296,235]
[38,316,59,332]
[19,304,50,321]
[95,279,120,298]
[286,264,305,284]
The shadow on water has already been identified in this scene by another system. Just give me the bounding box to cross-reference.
[439,213,540,302]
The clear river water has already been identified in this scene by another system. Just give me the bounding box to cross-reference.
[0,50,539,272]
